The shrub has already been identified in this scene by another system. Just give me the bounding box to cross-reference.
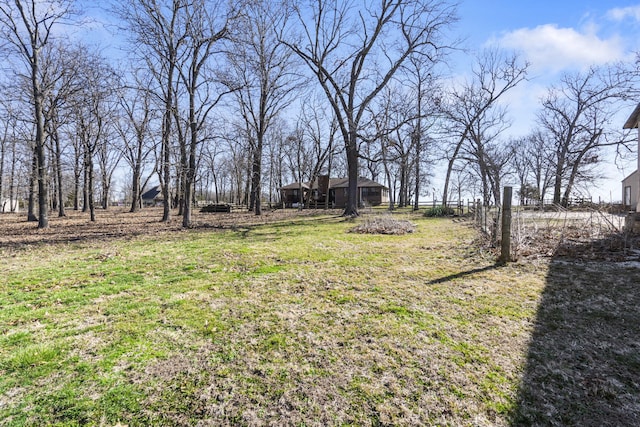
[423,206,455,217]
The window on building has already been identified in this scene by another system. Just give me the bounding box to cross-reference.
[361,187,380,196]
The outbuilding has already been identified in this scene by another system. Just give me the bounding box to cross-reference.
[0,198,19,213]
[141,186,163,207]
[622,170,638,210]
[281,176,389,208]
[623,103,640,231]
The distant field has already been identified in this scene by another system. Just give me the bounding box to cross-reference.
[0,208,638,426]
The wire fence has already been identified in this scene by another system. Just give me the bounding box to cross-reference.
[470,200,632,260]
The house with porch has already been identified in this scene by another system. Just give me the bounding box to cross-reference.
[281,176,389,208]
[141,186,163,207]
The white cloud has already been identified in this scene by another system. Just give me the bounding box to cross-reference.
[492,24,626,73]
[607,5,640,22]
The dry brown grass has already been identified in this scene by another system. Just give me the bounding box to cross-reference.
[0,207,342,250]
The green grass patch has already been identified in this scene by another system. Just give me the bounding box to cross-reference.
[0,210,601,426]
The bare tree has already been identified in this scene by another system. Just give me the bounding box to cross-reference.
[538,65,635,206]
[0,0,76,228]
[177,0,232,227]
[71,52,117,222]
[68,126,83,210]
[229,0,301,215]
[364,85,414,208]
[298,97,340,208]
[459,93,514,205]
[0,121,28,212]
[283,123,311,208]
[115,0,190,222]
[218,126,251,205]
[116,73,159,212]
[440,48,528,207]
[284,0,457,216]
[510,132,554,205]
[402,55,442,210]
[2,78,43,218]
[40,41,87,217]
[0,102,7,209]
[263,118,300,207]
[96,123,122,210]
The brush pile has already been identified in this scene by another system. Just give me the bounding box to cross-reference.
[349,216,416,235]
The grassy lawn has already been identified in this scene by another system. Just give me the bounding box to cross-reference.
[1,210,633,426]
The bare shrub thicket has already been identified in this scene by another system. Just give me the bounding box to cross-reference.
[509,209,639,261]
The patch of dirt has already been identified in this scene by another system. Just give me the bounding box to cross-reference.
[0,207,343,252]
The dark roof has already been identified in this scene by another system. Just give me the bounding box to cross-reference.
[623,103,640,129]
[330,177,386,188]
[280,182,311,190]
[281,177,387,190]
[141,186,162,200]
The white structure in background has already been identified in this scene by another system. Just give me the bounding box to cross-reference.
[623,103,640,232]
[1,198,19,213]
[622,170,638,209]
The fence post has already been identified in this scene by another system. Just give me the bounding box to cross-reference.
[500,186,513,263]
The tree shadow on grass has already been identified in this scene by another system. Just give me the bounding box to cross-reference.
[511,239,640,426]
[426,263,503,284]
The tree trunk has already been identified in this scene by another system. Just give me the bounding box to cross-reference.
[243,161,251,208]
[101,180,110,210]
[344,130,359,216]
[182,117,198,228]
[212,167,219,204]
[161,92,172,221]
[82,151,89,213]
[73,143,81,211]
[130,161,141,213]
[398,160,408,207]
[552,165,563,206]
[177,131,186,216]
[27,150,38,222]
[34,89,48,228]
[53,130,66,217]
[88,158,95,222]
[161,132,171,221]
[442,135,465,209]
[324,138,333,210]
[251,144,262,215]
[8,136,17,212]
[0,126,5,207]
[413,130,421,211]
[182,175,192,228]
[49,143,58,212]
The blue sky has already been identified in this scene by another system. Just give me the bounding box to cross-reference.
[451,1,640,200]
